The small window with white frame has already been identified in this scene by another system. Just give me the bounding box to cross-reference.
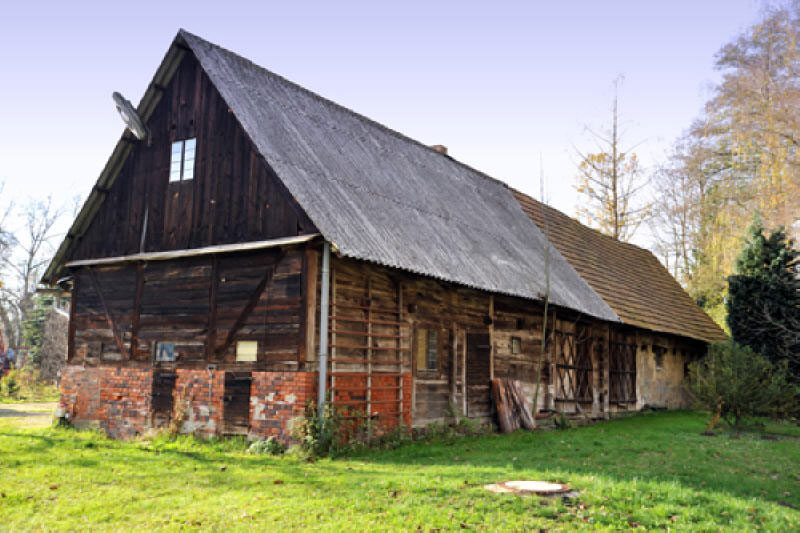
[169,138,196,182]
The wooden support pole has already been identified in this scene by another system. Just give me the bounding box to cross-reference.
[451,322,458,410]
[67,274,78,362]
[604,324,611,418]
[330,262,337,402]
[206,255,219,360]
[461,329,467,416]
[366,277,373,420]
[130,263,144,359]
[299,247,318,366]
[488,295,495,380]
[397,280,404,427]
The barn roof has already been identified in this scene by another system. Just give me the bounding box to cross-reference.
[514,190,727,343]
[50,29,727,341]
[175,30,618,321]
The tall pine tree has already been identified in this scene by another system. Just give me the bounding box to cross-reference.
[727,217,800,380]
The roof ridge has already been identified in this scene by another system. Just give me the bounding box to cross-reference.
[177,29,513,191]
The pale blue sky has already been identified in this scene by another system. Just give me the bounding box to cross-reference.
[0,1,764,246]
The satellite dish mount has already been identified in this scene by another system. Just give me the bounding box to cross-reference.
[112,92,150,143]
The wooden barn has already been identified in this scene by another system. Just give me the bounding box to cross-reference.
[43,30,725,439]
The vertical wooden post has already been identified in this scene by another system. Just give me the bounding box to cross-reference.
[206,255,219,361]
[461,329,467,416]
[329,262,337,406]
[397,280,404,427]
[548,309,557,410]
[130,262,144,360]
[366,277,373,421]
[300,248,319,366]
[451,322,458,410]
[488,295,495,381]
[604,324,611,418]
[67,273,78,362]
[591,325,600,418]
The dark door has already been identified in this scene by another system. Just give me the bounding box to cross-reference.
[151,372,176,428]
[466,332,491,418]
[223,372,252,435]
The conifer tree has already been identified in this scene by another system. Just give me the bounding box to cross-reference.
[727,217,800,379]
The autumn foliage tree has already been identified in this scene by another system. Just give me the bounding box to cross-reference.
[652,5,800,325]
[575,78,650,241]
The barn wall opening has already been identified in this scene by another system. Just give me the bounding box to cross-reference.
[151,371,176,428]
[223,372,252,435]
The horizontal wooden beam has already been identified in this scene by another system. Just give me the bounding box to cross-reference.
[65,233,320,268]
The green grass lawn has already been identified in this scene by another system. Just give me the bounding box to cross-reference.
[1,411,798,531]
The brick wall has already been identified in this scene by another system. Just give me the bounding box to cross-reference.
[249,371,316,441]
[59,365,357,442]
[59,365,152,439]
[173,369,225,439]
[329,373,412,434]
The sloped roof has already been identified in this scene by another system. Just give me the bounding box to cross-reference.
[514,190,727,343]
[177,30,617,321]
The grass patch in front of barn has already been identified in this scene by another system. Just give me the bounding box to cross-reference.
[0,411,798,530]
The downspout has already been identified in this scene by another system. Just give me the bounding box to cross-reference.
[317,241,331,410]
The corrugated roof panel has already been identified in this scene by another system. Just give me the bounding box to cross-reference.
[180,30,618,321]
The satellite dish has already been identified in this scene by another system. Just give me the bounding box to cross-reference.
[112,92,149,141]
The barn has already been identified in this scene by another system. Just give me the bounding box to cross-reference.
[43,30,725,440]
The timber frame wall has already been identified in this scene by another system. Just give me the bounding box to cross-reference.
[61,244,706,439]
[318,255,706,430]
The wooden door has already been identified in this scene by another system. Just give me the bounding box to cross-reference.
[151,372,176,428]
[466,332,491,418]
[222,372,252,435]
[609,341,636,404]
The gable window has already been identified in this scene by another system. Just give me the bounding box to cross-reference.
[169,138,196,182]
[511,336,522,354]
[416,328,439,372]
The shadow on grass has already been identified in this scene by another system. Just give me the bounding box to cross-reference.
[342,411,800,509]
[3,411,798,514]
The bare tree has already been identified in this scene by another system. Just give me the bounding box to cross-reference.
[531,160,551,427]
[575,77,651,241]
[0,197,64,348]
[39,307,68,383]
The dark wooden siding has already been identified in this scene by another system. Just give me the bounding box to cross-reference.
[466,332,491,418]
[71,248,305,370]
[71,51,314,261]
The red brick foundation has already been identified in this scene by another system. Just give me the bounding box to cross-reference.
[249,371,316,441]
[173,369,225,439]
[330,373,413,432]
[60,365,152,439]
[59,365,403,441]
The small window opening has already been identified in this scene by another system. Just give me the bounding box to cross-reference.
[653,345,666,369]
[236,341,258,362]
[416,328,438,371]
[155,342,176,362]
[169,138,196,182]
[511,337,522,354]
